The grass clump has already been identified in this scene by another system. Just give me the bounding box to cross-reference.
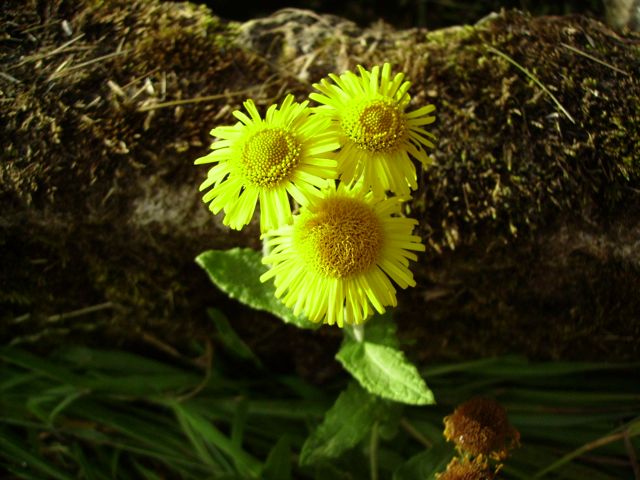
[1,338,638,479]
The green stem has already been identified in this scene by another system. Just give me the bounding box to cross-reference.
[352,324,365,343]
[400,418,433,448]
[369,421,379,480]
[261,238,272,257]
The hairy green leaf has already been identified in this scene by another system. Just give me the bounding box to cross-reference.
[336,341,435,405]
[196,248,315,329]
[299,382,386,466]
[357,312,400,348]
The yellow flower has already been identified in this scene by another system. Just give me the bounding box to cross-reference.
[195,95,339,232]
[310,63,436,198]
[260,182,425,327]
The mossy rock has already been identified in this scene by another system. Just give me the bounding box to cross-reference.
[1,1,638,374]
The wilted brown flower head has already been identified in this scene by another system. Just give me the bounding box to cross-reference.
[435,457,495,480]
[443,397,520,459]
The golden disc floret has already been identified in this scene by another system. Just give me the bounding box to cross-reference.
[194,95,339,232]
[240,128,301,188]
[341,97,407,152]
[295,197,383,278]
[260,182,425,326]
[310,63,436,197]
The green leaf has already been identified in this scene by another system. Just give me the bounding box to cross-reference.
[299,382,387,466]
[196,248,316,329]
[393,441,455,480]
[263,436,291,480]
[336,340,435,406]
[354,312,400,348]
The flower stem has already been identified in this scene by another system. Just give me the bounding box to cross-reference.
[353,323,365,342]
[369,421,379,480]
[262,238,271,257]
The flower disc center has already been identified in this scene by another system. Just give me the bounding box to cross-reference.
[241,128,301,188]
[295,197,384,278]
[341,98,406,152]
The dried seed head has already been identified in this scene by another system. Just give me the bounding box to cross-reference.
[436,457,495,480]
[443,397,520,459]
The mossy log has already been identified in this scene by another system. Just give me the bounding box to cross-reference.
[1,0,639,374]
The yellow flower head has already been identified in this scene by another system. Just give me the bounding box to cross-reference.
[260,182,425,327]
[195,95,339,232]
[310,63,436,198]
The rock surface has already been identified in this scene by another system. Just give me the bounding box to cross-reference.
[1,0,639,374]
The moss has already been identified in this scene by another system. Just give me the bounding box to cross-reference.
[1,3,639,363]
[395,10,640,255]
[0,0,281,209]
[0,0,280,348]
[425,24,477,49]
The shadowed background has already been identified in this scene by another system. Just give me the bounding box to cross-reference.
[2,0,639,378]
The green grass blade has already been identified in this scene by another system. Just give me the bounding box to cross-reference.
[532,418,640,478]
[0,429,74,480]
[231,398,249,449]
[171,400,262,478]
[208,308,262,366]
[68,443,111,480]
[263,436,291,480]
[59,347,189,374]
[0,348,86,386]
[507,446,616,480]
[68,400,197,462]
